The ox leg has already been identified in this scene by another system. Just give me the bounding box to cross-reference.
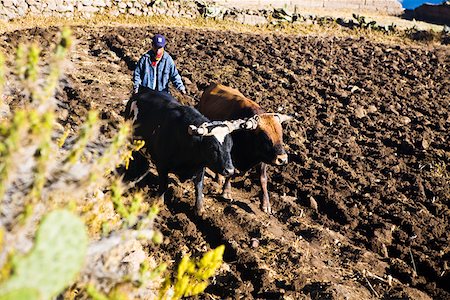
[260,163,271,214]
[214,173,225,195]
[221,177,233,201]
[193,168,206,215]
[157,169,169,205]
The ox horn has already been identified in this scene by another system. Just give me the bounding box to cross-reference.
[274,113,293,124]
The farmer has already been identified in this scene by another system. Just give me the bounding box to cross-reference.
[133,34,186,95]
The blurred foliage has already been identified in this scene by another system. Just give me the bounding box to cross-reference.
[159,245,225,300]
[121,139,145,170]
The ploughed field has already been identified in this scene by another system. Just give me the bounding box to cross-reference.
[1,26,449,299]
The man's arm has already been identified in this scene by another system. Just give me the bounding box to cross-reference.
[168,56,186,93]
[133,57,144,93]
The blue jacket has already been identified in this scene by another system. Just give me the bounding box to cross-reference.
[133,50,185,93]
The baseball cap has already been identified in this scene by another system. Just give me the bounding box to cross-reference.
[152,34,166,48]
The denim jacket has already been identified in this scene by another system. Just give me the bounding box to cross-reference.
[133,50,185,93]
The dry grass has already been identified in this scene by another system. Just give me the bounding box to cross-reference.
[0,13,445,48]
[0,14,261,34]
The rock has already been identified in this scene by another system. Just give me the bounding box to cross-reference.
[232,14,268,26]
[56,4,74,12]
[421,138,429,150]
[118,2,126,9]
[58,108,69,120]
[250,238,259,248]
[121,246,146,265]
[81,0,93,6]
[415,111,424,118]
[367,105,377,114]
[78,5,99,13]
[309,196,318,212]
[381,243,389,258]
[350,85,360,93]
[400,116,411,125]
[336,90,349,99]
[116,34,126,43]
[155,7,166,14]
[93,0,106,6]
[2,0,15,7]
[47,0,57,10]
[392,164,401,173]
[389,104,400,115]
[29,5,41,13]
[16,5,27,16]
[371,227,393,257]
[83,238,149,289]
[354,106,367,119]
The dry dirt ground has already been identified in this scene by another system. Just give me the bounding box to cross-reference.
[1,26,449,299]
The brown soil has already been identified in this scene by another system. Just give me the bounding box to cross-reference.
[1,26,449,299]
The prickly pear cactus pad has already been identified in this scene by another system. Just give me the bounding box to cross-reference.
[0,288,40,300]
[0,210,88,300]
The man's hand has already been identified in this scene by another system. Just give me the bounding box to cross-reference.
[181,89,187,95]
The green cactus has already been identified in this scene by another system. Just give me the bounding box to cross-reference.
[0,210,88,300]
[0,288,40,300]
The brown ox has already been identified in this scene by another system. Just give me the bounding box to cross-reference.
[198,83,291,213]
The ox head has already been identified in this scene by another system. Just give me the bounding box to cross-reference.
[254,113,292,166]
[187,116,259,176]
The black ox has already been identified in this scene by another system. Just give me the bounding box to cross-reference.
[124,88,258,214]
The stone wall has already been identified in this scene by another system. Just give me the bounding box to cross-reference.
[0,0,404,21]
[0,0,202,20]
[214,0,404,14]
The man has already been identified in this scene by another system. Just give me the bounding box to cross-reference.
[133,34,186,95]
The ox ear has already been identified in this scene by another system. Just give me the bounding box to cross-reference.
[274,114,293,124]
[188,124,208,136]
